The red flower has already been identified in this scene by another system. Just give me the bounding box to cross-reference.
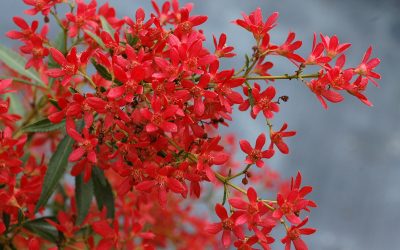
[273,172,316,224]
[197,136,230,183]
[320,34,351,58]
[100,31,125,55]
[23,0,54,16]
[135,166,186,207]
[254,59,274,79]
[66,0,98,37]
[346,76,372,106]
[233,236,260,250]
[305,33,331,65]
[229,187,275,230]
[0,79,13,95]
[269,123,296,154]
[175,8,208,35]
[240,133,274,168]
[354,46,381,87]
[46,211,79,238]
[0,99,21,129]
[281,217,316,250]
[108,64,146,102]
[252,86,280,119]
[274,32,304,64]
[213,33,236,58]
[307,76,344,110]
[153,49,181,82]
[205,204,245,248]
[67,124,98,164]
[140,97,181,133]
[92,219,120,250]
[234,8,279,40]
[46,47,80,86]
[20,36,49,69]
[181,75,218,116]
[6,17,39,41]
[125,8,153,37]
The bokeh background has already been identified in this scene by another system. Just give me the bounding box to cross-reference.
[1,0,399,249]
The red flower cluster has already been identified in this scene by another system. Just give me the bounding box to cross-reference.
[0,1,380,249]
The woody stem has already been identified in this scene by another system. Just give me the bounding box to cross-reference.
[246,72,320,80]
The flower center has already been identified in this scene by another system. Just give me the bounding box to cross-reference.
[259,97,271,109]
[156,175,167,187]
[222,218,234,230]
[151,113,163,126]
[288,228,300,240]
[281,201,293,214]
[32,47,44,58]
[63,63,77,75]
[249,149,262,162]
[190,86,203,98]
[180,21,193,33]
[80,140,92,150]
[186,57,198,71]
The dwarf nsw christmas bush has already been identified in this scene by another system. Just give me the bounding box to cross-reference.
[0,0,380,249]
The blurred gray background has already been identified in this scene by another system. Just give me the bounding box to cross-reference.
[1,0,399,249]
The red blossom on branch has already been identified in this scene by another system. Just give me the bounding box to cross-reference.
[0,1,381,249]
[240,134,274,167]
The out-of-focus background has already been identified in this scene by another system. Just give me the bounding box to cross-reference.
[1,0,399,249]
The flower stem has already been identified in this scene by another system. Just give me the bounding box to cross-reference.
[226,164,252,181]
[246,72,320,80]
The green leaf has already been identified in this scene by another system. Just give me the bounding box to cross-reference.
[17,209,24,225]
[0,44,46,87]
[222,184,228,205]
[23,217,60,243]
[248,88,255,108]
[49,98,62,110]
[245,54,250,69]
[91,59,112,81]
[35,120,84,212]
[54,31,67,54]
[85,30,106,49]
[48,32,66,68]
[91,59,123,86]
[92,168,115,219]
[126,33,139,46]
[22,119,65,133]
[2,213,10,231]
[100,16,114,36]
[75,174,94,225]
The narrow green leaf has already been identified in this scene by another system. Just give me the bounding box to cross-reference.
[3,213,10,231]
[85,30,106,49]
[0,44,46,87]
[48,32,65,68]
[22,119,65,133]
[17,209,24,225]
[222,184,228,205]
[91,59,112,81]
[92,168,115,219]
[75,174,94,225]
[49,98,62,110]
[126,33,139,46]
[248,88,255,108]
[35,120,83,212]
[54,31,67,54]
[100,16,114,36]
[23,217,60,243]
[245,54,250,69]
